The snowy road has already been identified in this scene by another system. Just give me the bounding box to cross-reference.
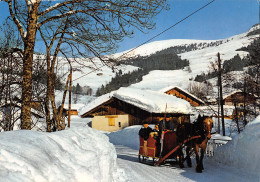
[115,145,258,182]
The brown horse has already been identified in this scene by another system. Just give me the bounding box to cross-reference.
[177,115,213,173]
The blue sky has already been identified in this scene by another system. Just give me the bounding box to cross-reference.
[0,0,259,54]
[118,0,259,52]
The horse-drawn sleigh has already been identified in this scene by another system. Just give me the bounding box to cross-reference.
[138,115,214,173]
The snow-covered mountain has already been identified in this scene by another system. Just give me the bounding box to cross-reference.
[58,24,259,101]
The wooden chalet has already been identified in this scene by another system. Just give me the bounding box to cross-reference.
[160,86,205,107]
[223,91,257,107]
[80,88,192,131]
[81,97,190,125]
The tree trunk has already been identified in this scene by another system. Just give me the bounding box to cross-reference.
[46,52,61,131]
[46,52,52,132]
[21,6,39,130]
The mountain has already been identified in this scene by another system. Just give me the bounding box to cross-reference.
[59,24,260,99]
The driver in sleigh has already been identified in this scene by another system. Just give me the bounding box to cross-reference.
[159,114,174,132]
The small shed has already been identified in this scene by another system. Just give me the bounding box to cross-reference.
[80,87,193,132]
[159,86,205,107]
[62,104,85,116]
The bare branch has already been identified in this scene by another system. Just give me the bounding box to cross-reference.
[7,1,26,41]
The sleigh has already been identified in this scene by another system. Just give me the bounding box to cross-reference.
[138,130,200,166]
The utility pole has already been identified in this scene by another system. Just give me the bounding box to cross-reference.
[217,53,225,136]
[217,84,220,134]
[68,68,72,128]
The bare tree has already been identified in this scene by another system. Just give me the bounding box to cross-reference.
[187,81,213,101]
[3,0,168,130]
[0,21,23,131]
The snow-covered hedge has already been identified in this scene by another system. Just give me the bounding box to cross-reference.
[213,116,260,178]
[0,127,126,182]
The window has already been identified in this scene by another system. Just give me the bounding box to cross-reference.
[105,115,118,126]
[108,118,115,126]
[118,122,121,127]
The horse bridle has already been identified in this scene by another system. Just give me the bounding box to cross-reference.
[203,120,212,140]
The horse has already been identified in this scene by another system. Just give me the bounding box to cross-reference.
[177,115,214,173]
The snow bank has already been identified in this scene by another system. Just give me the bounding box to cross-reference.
[0,127,126,182]
[212,116,260,178]
[107,125,143,150]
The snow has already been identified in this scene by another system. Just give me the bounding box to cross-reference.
[62,103,85,110]
[107,125,142,150]
[79,87,193,116]
[130,70,192,91]
[0,127,126,182]
[79,91,115,116]
[114,87,192,114]
[53,23,258,98]
[107,120,260,182]
[120,29,257,95]
[110,39,215,59]
[222,90,243,100]
[213,115,260,179]
[2,20,260,182]
[57,57,138,94]
[1,114,260,182]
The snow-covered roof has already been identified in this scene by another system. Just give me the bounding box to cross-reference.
[159,86,205,104]
[79,87,193,116]
[78,92,115,116]
[223,90,243,100]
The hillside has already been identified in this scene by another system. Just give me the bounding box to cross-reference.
[57,24,259,102]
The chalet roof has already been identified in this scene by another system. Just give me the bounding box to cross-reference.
[79,87,193,116]
[223,90,258,100]
[78,92,115,116]
[159,86,205,104]
[223,90,244,100]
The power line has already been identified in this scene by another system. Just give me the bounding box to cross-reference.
[73,0,216,82]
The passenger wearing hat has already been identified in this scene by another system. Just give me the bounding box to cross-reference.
[139,121,153,156]
[159,114,174,132]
